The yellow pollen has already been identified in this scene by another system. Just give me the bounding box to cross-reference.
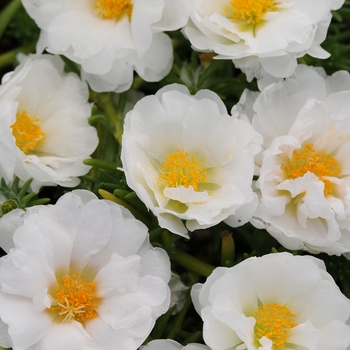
[160,150,207,191]
[94,0,133,20]
[281,143,341,196]
[229,0,278,26]
[49,271,99,323]
[11,110,45,155]
[254,303,297,350]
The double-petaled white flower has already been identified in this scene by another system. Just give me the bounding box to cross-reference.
[140,339,210,350]
[233,65,350,255]
[192,252,350,350]
[22,0,189,93]
[121,84,262,237]
[0,190,171,350]
[182,0,344,85]
[0,54,98,191]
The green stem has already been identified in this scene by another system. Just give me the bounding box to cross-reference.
[166,294,192,339]
[0,41,37,69]
[98,189,152,229]
[161,231,215,277]
[0,0,22,39]
[170,249,215,277]
[94,92,123,145]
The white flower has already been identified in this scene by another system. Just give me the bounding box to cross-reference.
[192,252,350,350]
[0,190,171,350]
[121,84,262,237]
[182,0,344,83]
[22,0,189,93]
[234,65,350,255]
[140,339,210,350]
[0,54,98,191]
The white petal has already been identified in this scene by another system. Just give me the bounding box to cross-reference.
[95,254,141,297]
[35,321,95,350]
[0,291,52,349]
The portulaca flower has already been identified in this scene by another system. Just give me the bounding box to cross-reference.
[0,54,98,192]
[182,0,344,84]
[233,65,350,255]
[22,0,189,93]
[121,84,262,237]
[192,252,350,350]
[140,339,210,350]
[0,190,171,350]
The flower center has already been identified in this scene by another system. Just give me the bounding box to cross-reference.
[11,110,45,155]
[229,0,278,26]
[49,271,99,323]
[254,303,297,350]
[160,150,207,191]
[281,143,341,196]
[94,0,133,20]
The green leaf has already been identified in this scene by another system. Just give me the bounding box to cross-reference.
[0,0,22,40]
[83,158,119,171]
[150,304,177,339]
[18,178,33,199]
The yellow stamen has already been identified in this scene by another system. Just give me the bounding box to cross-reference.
[160,150,207,191]
[94,0,133,20]
[49,271,99,323]
[11,110,45,155]
[254,303,297,350]
[228,0,278,26]
[281,143,341,196]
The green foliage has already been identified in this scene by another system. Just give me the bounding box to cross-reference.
[0,177,50,217]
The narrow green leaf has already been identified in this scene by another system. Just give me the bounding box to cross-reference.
[10,176,20,193]
[83,158,118,171]
[0,0,22,40]
[20,192,37,206]
[26,198,50,207]
[18,178,33,199]
[151,304,176,339]
[88,114,107,125]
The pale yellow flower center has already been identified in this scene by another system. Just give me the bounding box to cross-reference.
[49,271,99,323]
[160,150,207,191]
[281,143,341,196]
[254,303,297,350]
[11,110,45,155]
[94,0,133,20]
[229,0,278,25]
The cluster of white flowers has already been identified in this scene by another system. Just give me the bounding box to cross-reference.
[2,1,350,350]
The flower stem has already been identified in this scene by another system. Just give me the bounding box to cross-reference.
[98,189,152,229]
[0,41,36,69]
[166,293,192,339]
[92,92,124,146]
[0,0,22,39]
[161,230,215,277]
